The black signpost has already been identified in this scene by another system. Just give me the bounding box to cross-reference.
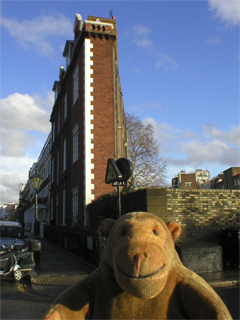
[105,158,132,218]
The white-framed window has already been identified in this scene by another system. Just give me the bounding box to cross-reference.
[72,188,78,225]
[63,137,67,171]
[62,188,66,225]
[73,66,79,105]
[64,92,67,119]
[72,125,79,163]
[185,182,192,188]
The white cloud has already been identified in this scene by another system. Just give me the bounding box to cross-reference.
[180,139,239,166]
[145,117,180,153]
[203,123,240,145]
[0,92,53,202]
[145,118,240,181]
[1,14,72,58]
[1,93,52,134]
[129,24,178,72]
[208,0,240,25]
[0,172,23,204]
[156,53,178,71]
[130,24,153,48]
[0,129,34,157]
[0,157,36,203]
[179,124,239,168]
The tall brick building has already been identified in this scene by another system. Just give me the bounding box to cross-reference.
[50,14,127,227]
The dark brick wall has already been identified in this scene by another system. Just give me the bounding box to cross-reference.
[141,188,239,242]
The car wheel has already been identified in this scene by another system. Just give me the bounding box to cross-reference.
[13,269,22,281]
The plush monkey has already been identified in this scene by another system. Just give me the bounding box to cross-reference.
[44,212,232,319]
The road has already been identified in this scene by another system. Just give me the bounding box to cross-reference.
[0,276,53,319]
[215,286,239,320]
[0,276,239,319]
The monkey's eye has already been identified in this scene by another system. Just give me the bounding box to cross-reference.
[121,228,127,236]
[153,229,158,236]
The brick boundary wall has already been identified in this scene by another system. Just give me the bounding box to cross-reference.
[44,188,239,266]
[139,188,240,243]
[86,188,239,243]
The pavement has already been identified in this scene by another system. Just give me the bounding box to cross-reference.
[29,238,95,298]
[29,238,239,299]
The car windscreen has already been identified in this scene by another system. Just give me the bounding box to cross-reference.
[0,226,23,239]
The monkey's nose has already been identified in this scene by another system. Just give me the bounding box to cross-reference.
[133,253,147,262]
[133,253,147,275]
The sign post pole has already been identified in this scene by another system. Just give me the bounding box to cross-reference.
[117,182,121,218]
[105,158,132,219]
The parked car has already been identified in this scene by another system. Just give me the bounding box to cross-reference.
[0,221,41,254]
[0,221,25,249]
[0,221,38,280]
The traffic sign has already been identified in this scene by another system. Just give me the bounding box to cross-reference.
[116,158,132,182]
[105,158,132,218]
[105,158,122,184]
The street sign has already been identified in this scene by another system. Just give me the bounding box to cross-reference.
[105,158,132,218]
[105,158,122,184]
[116,158,132,182]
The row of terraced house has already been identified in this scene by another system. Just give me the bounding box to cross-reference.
[19,14,127,232]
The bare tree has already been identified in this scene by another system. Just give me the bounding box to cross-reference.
[126,113,167,189]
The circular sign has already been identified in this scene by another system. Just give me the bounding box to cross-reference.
[115,158,132,182]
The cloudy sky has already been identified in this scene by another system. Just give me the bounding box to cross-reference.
[1,0,239,203]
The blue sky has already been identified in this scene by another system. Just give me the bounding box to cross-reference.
[0,0,239,203]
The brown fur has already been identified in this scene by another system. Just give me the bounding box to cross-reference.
[44,212,232,319]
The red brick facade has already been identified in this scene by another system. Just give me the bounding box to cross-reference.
[50,15,127,227]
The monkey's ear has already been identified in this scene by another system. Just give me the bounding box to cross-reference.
[99,219,116,237]
[166,221,181,240]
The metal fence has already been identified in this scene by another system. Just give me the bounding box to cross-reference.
[43,225,101,267]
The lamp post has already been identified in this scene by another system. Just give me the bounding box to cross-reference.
[30,169,43,235]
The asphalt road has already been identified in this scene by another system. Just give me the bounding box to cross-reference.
[0,276,239,319]
[215,286,240,320]
[0,276,53,319]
